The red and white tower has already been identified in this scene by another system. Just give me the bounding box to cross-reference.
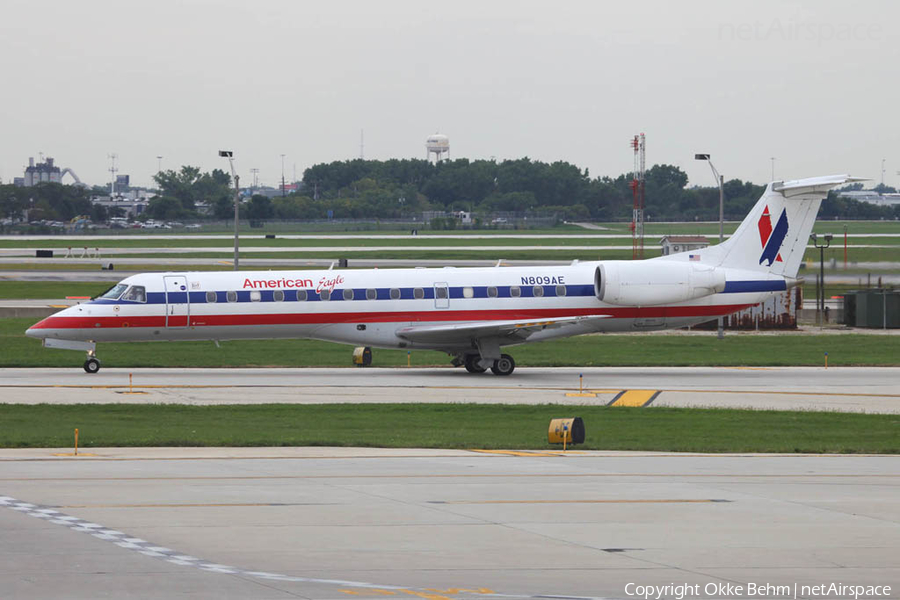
[630,133,646,260]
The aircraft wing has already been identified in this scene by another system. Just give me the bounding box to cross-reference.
[395,315,609,345]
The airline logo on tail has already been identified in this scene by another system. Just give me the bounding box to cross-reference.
[758,205,788,266]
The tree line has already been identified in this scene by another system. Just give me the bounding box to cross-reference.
[2,158,898,225]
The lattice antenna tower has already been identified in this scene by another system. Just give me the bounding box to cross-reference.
[630,133,646,259]
[108,153,119,197]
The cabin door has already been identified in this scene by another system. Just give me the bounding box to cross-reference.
[434,282,450,309]
[163,275,190,328]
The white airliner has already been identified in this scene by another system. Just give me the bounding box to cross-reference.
[27,175,863,375]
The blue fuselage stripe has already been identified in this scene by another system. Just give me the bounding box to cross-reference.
[90,284,599,305]
[722,280,787,293]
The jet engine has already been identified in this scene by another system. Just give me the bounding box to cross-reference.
[595,261,726,306]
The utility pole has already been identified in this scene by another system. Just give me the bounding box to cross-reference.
[219,151,240,271]
[695,153,725,339]
[280,154,286,197]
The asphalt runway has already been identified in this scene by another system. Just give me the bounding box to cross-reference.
[2,366,900,413]
[0,448,897,599]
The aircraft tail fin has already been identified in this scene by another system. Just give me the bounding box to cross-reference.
[703,175,867,278]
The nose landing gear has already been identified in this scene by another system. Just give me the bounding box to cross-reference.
[83,350,101,374]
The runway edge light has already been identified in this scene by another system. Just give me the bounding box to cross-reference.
[548,417,585,447]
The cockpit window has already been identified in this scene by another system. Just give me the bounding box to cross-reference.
[98,283,128,300]
[121,285,146,303]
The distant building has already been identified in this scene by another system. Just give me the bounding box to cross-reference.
[21,156,84,187]
[24,156,61,186]
[660,235,709,256]
[836,190,900,207]
[91,190,155,217]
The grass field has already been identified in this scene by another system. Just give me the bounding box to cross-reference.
[2,317,898,367]
[0,403,896,453]
[0,281,111,299]
[2,234,898,250]
[90,247,898,263]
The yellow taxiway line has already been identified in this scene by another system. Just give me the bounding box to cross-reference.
[608,389,660,407]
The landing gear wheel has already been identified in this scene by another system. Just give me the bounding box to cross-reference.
[490,354,515,376]
[83,357,101,374]
[464,354,487,374]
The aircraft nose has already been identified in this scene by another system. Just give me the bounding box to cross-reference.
[25,319,49,339]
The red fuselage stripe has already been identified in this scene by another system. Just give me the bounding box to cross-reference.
[31,304,754,330]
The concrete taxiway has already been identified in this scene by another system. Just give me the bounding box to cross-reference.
[2,366,899,413]
[0,448,897,600]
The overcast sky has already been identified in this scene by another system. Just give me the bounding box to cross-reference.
[1,0,897,190]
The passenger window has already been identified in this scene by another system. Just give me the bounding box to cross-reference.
[510,286,521,297]
[273,290,285,302]
[227,290,237,303]
[533,286,544,297]
[463,287,474,299]
[413,287,425,299]
[320,289,331,301]
[122,286,146,303]
[343,288,354,301]
[487,286,498,298]
[556,285,566,297]
[250,291,261,302]
[436,287,448,299]
[206,291,217,303]
[390,288,401,300]
[297,289,308,301]
[366,288,377,300]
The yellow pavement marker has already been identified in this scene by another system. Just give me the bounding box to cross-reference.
[608,389,660,407]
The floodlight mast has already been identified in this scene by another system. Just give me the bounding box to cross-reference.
[695,153,725,340]
[219,151,240,271]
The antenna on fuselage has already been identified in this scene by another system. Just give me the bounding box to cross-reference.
[495,259,505,267]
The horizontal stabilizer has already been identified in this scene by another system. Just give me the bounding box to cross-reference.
[773,174,869,197]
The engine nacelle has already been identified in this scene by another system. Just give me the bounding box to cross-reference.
[595,261,726,306]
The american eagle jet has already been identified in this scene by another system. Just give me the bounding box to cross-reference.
[27,175,863,375]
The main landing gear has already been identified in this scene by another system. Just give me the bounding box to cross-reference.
[460,353,515,376]
[83,350,101,374]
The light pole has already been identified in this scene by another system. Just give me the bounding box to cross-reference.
[810,233,833,324]
[280,154,286,197]
[770,157,776,182]
[156,156,163,174]
[219,151,240,271]
[695,153,725,339]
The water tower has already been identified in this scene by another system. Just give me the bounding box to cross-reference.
[426,133,450,163]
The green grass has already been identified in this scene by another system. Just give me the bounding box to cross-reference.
[0,281,111,299]
[0,404,896,453]
[100,249,645,261]
[0,263,263,272]
[3,317,898,367]
[0,236,642,249]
